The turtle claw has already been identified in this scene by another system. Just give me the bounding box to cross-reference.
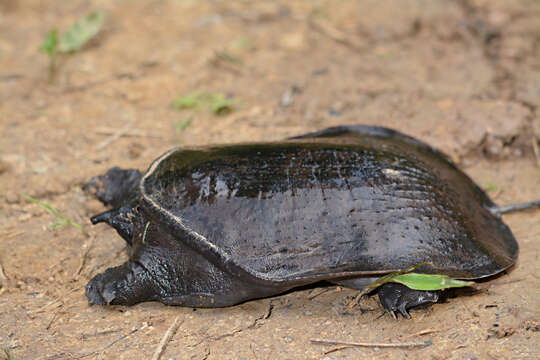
[378,283,439,319]
[397,303,411,319]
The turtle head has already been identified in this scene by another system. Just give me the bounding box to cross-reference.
[91,205,140,246]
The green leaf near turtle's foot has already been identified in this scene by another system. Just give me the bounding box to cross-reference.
[390,273,474,291]
[356,263,474,299]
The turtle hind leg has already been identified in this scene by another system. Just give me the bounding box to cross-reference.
[377,283,439,319]
[84,167,142,209]
[86,261,158,306]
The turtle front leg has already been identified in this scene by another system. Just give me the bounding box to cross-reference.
[377,283,439,319]
[86,261,159,306]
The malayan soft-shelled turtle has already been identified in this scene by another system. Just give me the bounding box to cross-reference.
[85,125,536,318]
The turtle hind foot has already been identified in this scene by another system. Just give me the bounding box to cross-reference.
[377,283,439,319]
[84,167,142,208]
[86,261,157,306]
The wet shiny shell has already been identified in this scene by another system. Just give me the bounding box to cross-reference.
[139,130,517,283]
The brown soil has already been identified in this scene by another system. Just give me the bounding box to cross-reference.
[1,1,539,359]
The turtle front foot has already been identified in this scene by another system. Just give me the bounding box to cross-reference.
[377,283,439,319]
[86,261,158,306]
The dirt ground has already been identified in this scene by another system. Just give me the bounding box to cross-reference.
[1,0,539,359]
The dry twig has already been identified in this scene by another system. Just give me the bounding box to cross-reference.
[95,121,134,150]
[73,236,94,279]
[46,307,63,330]
[95,127,161,139]
[27,287,81,317]
[76,324,147,358]
[307,288,331,300]
[0,261,8,283]
[152,316,183,360]
[402,328,439,339]
[311,338,431,348]
[323,346,355,355]
[532,138,540,168]
[309,18,366,51]
[213,300,274,341]
[1,231,24,239]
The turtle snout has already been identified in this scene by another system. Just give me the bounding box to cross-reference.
[86,272,118,305]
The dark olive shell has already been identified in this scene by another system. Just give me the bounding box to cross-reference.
[140,126,517,283]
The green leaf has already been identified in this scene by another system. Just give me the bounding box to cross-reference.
[172,92,237,116]
[485,182,497,192]
[355,263,475,300]
[4,348,15,360]
[175,117,192,132]
[390,273,474,291]
[59,11,105,53]
[40,29,58,55]
[209,94,236,115]
[173,93,202,110]
[40,29,58,82]
[356,263,427,297]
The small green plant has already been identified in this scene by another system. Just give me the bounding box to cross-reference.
[23,194,83,231]
[213,50,243,65]
[175,117,192,140]
[40,29,58,82]
[4,348,15,360]
[357,263,474,298]
[173,92,237,116]
[485,182,498,192]
[39,11,105,82]
[230,38,254,51]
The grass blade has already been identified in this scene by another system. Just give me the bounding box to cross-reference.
[22,194,83,231]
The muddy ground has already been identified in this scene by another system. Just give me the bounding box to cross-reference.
[1,0,540,359]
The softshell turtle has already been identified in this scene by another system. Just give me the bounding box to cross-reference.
[85,125,533,318]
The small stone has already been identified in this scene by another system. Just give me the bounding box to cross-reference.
[488,326,515,339]
[280,32,306,49]
[0,159,9,174]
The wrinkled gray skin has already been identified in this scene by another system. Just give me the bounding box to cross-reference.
[85,125,520,318]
